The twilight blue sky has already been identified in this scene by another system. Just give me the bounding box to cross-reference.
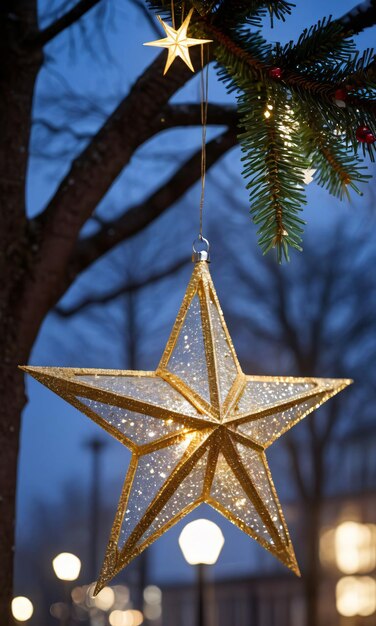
[16,0,375,597]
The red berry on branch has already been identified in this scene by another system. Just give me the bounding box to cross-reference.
[269,67,283,79]
[334,88,348,101]
[365,132,376,144]
[356,125,375,143]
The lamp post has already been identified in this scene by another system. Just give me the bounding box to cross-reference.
[84,437,106,581]
[52,552,81,626]
[179,519,224,626]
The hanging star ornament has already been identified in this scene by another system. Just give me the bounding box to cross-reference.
[21,260,351,592]
[143,8,212,74]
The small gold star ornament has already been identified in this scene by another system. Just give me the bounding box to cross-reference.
[21,261,351,592]
[144,8,212,74]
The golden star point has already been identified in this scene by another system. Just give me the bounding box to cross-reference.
[144,8,212,74]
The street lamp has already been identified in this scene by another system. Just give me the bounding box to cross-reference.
[52,553,81,626]
[179,519,224,626]
[11,596,34,622]
[52,553,81,581]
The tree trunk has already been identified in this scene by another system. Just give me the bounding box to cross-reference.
[0,363,29,623]
[0,1,42,621]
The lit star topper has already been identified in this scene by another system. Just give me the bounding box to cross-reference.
[21,261,351,592]
[144,8,212,74]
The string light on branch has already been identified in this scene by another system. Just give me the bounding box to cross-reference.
[264,104,273,119]
[303,168,316,185]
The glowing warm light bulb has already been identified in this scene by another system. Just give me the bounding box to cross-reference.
[128,610,144,626]
[264,109,271,119]
[179,518,225,565]
[335,522,376,574]
[109,610,144,626]
[143,585,162,605]
[94,586,115,611]
[109,610,127,626]
[52,552,81,581]
[336,576,376,617]
[11,597,34,622]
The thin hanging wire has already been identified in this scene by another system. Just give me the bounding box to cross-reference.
[199,44,209,240]
[171,0,176,29]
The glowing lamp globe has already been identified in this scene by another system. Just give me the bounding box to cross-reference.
[179,519,224,565]
[52,552,81,581]
[11,596,34,622]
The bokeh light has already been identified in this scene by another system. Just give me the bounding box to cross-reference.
[143,585,162,605]
[335,522,376,574]
[11,597,34,622]
[113,585,130,609]
[143,584,162,620]
[109,609,144,626]
[71,586,86,606]
[50,602,69,619]
[94,586,115,611]
[336,576,376,617]
[52,552,81,581]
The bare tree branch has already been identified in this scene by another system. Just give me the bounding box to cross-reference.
[338,0,376,34]
[16,51,203,349]
[31,0,103,47]
[33,103,237,145]
[55,256,189,317]
[158,103,237,128]
[71,127,237,275]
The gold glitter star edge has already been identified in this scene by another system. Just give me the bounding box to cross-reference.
[144,8,212,74]
[21,262,352,593]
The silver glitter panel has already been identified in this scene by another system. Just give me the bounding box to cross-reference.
[76,397,186,446]
[236,443,286,542]
[208,293,238,404]
[236,380,316,414]
[75,374,200,417]
[210,453,274,545]
[236,395,321,446]
[118,437,193,548]
[167,295,211,403]
[136,449,209,547]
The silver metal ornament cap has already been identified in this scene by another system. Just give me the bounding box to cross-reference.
[192,236,210,263]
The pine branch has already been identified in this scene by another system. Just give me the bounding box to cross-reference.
[294,99,371,198]
[239,90,309,262]
[197,0,294,28]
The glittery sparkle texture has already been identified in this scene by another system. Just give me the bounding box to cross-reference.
[21,262,351,592]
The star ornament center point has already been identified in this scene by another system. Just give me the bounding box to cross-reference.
[22,261,352,591]
[143,8,212,74]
